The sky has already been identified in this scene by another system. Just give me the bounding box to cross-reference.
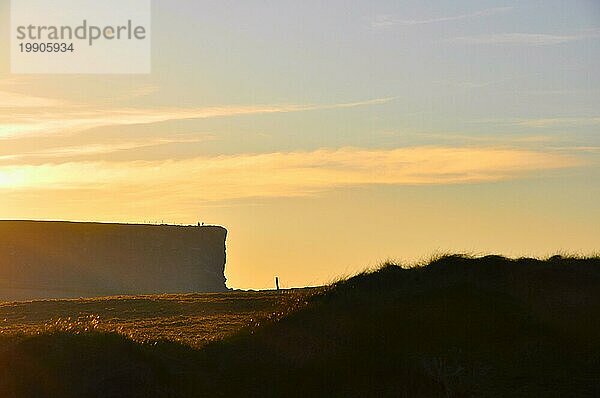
[0,0,599,289]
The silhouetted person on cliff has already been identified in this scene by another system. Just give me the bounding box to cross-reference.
[275,276,280,291]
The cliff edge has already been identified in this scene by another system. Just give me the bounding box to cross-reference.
[0,220,228,300]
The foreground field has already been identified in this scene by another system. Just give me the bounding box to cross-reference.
[0,290,315,348]
[0,255,599,397]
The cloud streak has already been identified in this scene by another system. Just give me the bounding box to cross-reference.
[0,135,214,164]
[0,90,65,108]
[0,97,396,139]
[516,117,600,128]
[373,7,512,28]
[0,147,579,205]
[446,29,600,46]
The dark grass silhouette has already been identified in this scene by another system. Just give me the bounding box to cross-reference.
[0,254,599,397]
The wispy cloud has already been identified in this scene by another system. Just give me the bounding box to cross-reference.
[0,90,65,108]
[384,131,562,145]
[431,77,513,89]
[516,117,600,128]
[468,116,600,129]
[373,7,512,28]
[0,97,396,139]
[0,76,44,89]
[0,147,578,202]
[546,146,600,154]
[110,85,160,102]
[0,135,214,165]
[446,29,600,46]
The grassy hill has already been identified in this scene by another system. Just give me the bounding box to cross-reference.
[0,254,599,397]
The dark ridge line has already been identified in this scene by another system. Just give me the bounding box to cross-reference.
[0,219,226,228]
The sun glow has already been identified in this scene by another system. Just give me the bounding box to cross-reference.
[0,169,26,189]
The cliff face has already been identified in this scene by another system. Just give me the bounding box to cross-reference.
[0,221,228,301]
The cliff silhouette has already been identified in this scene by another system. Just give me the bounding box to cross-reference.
[0,220,228,300]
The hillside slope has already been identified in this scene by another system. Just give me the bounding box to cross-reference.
[199,254,600,397]
[0,255,599,397]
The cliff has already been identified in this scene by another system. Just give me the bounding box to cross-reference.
[0,220,228,301]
